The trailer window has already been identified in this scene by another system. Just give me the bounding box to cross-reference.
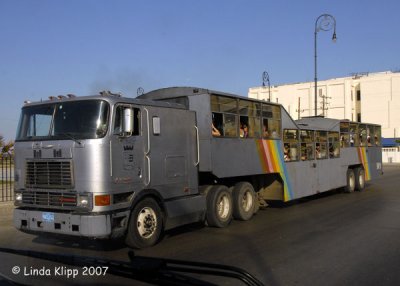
[262,104,281,139]
[300,130,314,160]
[211,95,238,137]
[239,100,261,138]
[211,95,238,113]
[340,121,350,147]
[283,129,299,161]
[212,112,237,137]
[349,123,359,147]
[315,131,327,159]
[359,124,367,146]
[328,132,340,158]
[374,126,381,146]
[224,113,238,137]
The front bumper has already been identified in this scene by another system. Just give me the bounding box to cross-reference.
[13,208,129,238]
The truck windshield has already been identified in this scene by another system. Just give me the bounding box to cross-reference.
[16,100,109,141]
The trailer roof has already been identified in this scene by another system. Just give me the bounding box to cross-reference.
[139,86,282,107]
[295,117,341,131]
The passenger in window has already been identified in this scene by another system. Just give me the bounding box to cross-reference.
[374,135,379,146]
[329,144,335,158]
[240,123,248,138]
[212,122,221,136]
[350,134,354,147]
[359,133,364,146]
[367,135,372,146]
[271,129,278,139]
[243,124,248,138]
[284,144,291,162]
[262,124,269,138]
[315,144,321,159]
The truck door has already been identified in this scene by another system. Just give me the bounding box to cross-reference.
[111,105,145,189]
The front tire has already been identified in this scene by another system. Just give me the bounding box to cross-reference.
[206,185,233,228]
[126,198,163,249]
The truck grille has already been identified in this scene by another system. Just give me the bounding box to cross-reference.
[21,191,77,207]
[25,160,73,189]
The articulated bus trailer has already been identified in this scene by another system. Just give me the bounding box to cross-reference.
[13,87,382,248]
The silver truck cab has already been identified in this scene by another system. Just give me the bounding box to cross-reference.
[13,92,204,248]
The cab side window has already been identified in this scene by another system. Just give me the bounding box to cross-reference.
[113,105,141,136]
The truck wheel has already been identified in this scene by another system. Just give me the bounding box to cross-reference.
[125,198,163,249]
[206,185,233,228]
[232,182,256,221]
[355,167,365,191]
[344,169,356,193]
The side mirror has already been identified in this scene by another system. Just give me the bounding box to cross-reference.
[123,108,134,134]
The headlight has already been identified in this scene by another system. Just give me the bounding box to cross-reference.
[77,193,92,209]
[15,192,23,202]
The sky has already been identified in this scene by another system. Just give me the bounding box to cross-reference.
[1,0,399,141]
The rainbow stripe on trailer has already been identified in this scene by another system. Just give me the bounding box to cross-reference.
[255,139,294,201]
[357,147,371,180]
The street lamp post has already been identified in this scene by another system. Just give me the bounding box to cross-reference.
[314,14,337,116]
[262,71,271,101]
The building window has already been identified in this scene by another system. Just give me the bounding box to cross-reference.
[356,90,361,101]
[357,113,361,123]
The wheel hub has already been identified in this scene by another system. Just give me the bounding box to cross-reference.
[217,195,230,219]
[241,191,253,212]
[137,207,157,238]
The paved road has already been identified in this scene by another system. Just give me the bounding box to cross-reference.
[0,165,399,285]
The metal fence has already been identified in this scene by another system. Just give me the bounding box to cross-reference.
[0,156,14,202]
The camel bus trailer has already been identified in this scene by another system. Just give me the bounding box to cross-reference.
[13,87,382,248]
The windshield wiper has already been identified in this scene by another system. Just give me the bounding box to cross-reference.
[58,133,82,145]
[0,248,263,286]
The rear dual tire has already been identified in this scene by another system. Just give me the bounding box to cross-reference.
[344,167,365,193]
[354,167,365,191]
[232,182,256,221]
[206,185,233,228]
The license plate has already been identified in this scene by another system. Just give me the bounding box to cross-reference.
[42,212,55,223]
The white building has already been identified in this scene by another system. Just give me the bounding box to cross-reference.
[248,71,400,139]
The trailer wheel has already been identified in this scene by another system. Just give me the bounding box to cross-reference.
[355,167,365,191]
[206,185,233,228]
[232,182,256,221]
[125,198,163,249]
[344,169,356,193]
